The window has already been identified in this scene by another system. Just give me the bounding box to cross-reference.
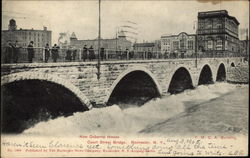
[207,19,212,29]
[173,41,179,50]
[166,39,170,45]
[216,39,223,50]
[207,40,213,50]
[188,41,194,49]
[180,39,185,49]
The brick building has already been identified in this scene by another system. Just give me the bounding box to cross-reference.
[133,40,161,52]
[2,19,52,47]
[161,32,196,57]
[197,10,240,55]
[70,31,132,51]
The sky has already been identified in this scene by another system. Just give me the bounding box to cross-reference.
[2,0,249,44]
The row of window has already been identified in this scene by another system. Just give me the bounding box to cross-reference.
[14,31,48,37]
[206,40,223,50]
[163,40,194,50]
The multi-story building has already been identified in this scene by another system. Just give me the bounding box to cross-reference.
[133,39,161,52]
[70,31,132,51]
[2,19,52,47]
[161,32,196,56]
[197,10,240,54]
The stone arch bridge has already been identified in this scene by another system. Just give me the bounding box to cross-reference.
[1,57,243,111]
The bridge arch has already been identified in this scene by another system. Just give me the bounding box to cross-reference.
[1,72,92,109]
[198,64,214,85]
[1,72,92,133]
[216,63,227,81]
[105,66,162,106]
[167,66,194,94]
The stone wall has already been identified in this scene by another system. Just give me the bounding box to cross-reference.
[227,62,249,83]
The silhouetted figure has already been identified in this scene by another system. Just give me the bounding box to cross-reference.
[27,41,34,63]
[51,44,59,62]
[82,45,88,61]
[124,49,129,60]
[12,41,21,63]
[4,41,13,63]
[72,49,77,61]
[148,51,152,59]
[181,52,184,58]
[116,49,122,59]
[44,43,50,63]
[65,48,72,61]
[89,46,95,61]
[173,52,177,58]
[122,49,127,60]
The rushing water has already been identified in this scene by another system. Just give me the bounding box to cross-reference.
[21,82,248,137]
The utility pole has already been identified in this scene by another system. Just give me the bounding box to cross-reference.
[97,0,101,80]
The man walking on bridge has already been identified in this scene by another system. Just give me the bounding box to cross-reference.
[82,45,88,62]
[89,45,95,61]
[51,44,59,62]
[44,43,50,63]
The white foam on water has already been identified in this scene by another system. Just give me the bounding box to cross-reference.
[22,82,241,136]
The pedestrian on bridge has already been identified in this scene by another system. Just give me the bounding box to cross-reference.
[82,45,88,61]
[13,41,21,63]
[129,50,134,60]
[89,45,95,61]
[3,41,13,63]
[164,51,169,59]
[44,43,50,63]
[72,49,77,61]
[51,44,59,62]
[27,41,35,63]
[148,50,152,59]
[65,48,72,62]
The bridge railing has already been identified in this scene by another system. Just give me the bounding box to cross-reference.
[1,46,245,64]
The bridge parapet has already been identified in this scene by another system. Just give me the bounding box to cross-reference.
[1,57,245,106]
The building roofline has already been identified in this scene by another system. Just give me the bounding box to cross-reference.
[198,10,228,14]
[161,32,196,38]
[71,37,130,42]
[198,10,240,25]
[2,29,52,32]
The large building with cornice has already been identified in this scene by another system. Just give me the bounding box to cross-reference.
[197,10,240,54]
[2,19,52,48]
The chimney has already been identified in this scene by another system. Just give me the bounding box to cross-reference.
[43,26,47,31]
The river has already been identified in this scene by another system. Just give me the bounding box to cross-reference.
[21,82,248,137]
